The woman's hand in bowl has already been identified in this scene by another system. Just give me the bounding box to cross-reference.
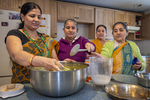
[43,58,64,71]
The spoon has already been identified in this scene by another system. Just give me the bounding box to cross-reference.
[70,44,88,56]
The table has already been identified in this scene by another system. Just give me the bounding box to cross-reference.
[0,74,143,100]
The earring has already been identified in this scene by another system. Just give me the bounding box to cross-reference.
[22,20,24,22]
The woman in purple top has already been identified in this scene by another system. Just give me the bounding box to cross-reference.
[58,19,95,62]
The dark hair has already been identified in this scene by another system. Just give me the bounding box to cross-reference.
[64,19,78,30]
[18,2,42,29]
[96,25,107,33]
[112,22,128,33]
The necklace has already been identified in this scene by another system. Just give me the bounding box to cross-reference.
[22,28,50,57]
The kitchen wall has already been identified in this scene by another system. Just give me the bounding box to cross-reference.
[133,40,150,54]
[54,22,89,41]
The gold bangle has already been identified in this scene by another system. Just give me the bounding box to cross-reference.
[29,55,35,66]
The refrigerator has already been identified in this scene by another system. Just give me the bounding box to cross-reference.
[0,9,50,86]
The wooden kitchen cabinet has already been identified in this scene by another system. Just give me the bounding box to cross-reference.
[88,7,105,39]
[114,11,144,40]
[125,12,135,26]
[0,0,24,11]
[76,5,94,23]
[127,13,143,40]
[114,10,126,23]
[95,8,106,26]
[146,57,150,73]
[24,0,49,14]
[105,9,115,39]
[89,8,114,39]
[0,0,49,14]
[57,2,76,21]
[36,0,49,14]
[114,10,135,26]
[49,1,57,38]
[134,13,143,40]
[57,2,94,23]
[141,13,150,40]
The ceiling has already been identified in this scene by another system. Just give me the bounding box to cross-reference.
[56,0,150,13]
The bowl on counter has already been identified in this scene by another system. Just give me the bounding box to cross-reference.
[0,84,24,99]
[28,61,89,97]
[105,84,150,100]
[134,73,150,87]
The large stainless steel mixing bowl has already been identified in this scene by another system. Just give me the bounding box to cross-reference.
[28,62,88,97]
[135,73,150,87]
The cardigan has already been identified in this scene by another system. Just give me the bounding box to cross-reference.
[101,40,146,71]
[58,36,95,62]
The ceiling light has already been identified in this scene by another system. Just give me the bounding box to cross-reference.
[134,4,142,7]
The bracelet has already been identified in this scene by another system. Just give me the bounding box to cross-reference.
[29,55,35,66]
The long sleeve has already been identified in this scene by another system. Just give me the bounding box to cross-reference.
[128,40,146,71]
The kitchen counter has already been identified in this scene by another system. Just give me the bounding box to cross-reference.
[142,55,150,58]
[0,74,146,100]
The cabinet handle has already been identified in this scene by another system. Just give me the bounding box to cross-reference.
[75,17,79,19]
[18,6,21,9]
[76,17,79,19]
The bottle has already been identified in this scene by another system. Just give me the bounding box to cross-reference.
[138,19,141,26]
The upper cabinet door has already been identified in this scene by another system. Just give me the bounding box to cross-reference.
[0,0,25,11]
[141,14,150,39]
[49,1,57,38]
[0,0,49,13]
[114,11,126,23]
[95,8,106,25]
[105,9,115,39]
[37,0,49,14]
[76,5,94,23]
[58,2,76,21]
[125,12,135,26]
[57,2,94,23]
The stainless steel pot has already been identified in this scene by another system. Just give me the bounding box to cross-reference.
[28,62,89,97]
[134,73,150,87]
